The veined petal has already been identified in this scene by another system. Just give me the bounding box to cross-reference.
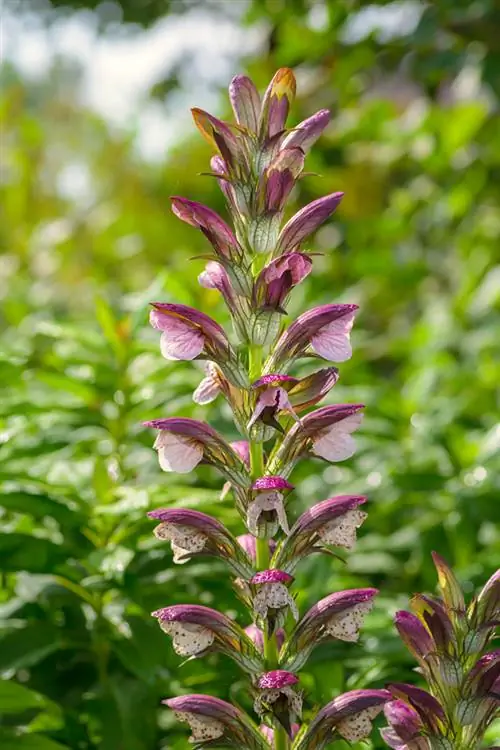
[229,74,261,131]
[311,313,355,362]
[312,412,364,462]
[281,109,331,152]
[277,193,344,255]
[259,67,296,139]
[153,431,203,473]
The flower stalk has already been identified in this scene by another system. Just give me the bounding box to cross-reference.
[144,67,390,749]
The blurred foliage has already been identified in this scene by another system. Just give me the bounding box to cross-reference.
[1,1,499,749]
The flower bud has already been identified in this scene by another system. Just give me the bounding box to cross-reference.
[253,252,312,314]
[259,68,296,139]
[229,74,261,132]
[394,611,436,666]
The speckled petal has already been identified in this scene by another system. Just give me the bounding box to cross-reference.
[160,621,214,656]
[319,509,368,549]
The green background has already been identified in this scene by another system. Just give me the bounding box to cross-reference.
[1,0,499,747]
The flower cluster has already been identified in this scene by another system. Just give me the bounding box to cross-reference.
[145,68,390,748]
[382,554,500,749]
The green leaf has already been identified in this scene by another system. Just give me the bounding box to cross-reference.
[0,681,45,713]
[0,534,69,573]
[0,491,85,528]
[0,624,63,672]
[0,730,68,750]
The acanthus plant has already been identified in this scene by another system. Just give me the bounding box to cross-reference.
[381,555,500,750]
[142,68,499,749]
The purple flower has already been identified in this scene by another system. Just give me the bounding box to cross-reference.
[266,303,358,372]
[229,74,261,132]
[254,671,302,737]
[246,476,294,537]
[248,375,300,434]
[165,694,268,749]
[245,624,285,652]
[253,252,312,313]
[267,404,364,477]
[171,196,241,262]
[150,302,231,364]
[248,370,340,438]
[394,611,436,667]
[148,507,254,577]
[294,689,390,749]
[276,193,344,255]
[282,588,377,670]
[258,148,305,213]
[152,604,263,673]
[281,109,331,152]
[144,417,250,486]
[273,495,367,572]
[250,569,298,630]
[259,68,296,140]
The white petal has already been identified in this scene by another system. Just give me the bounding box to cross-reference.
[312,414,363,462]
[159,319,204,361]
[311,314,355,362]
[319,510,367,549]
[161,622,214,656]
[174,712,224,742]
[246,492,289,536]
[193,374,221,404]
[312,431,357,462]
[156,432,203,473]
[326,601,373,642]
[154,522,207,563]
[337,706,382,742]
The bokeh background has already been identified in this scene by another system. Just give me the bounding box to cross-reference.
[1,0,499,748]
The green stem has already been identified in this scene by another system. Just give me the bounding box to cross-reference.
[248,342,290,750]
